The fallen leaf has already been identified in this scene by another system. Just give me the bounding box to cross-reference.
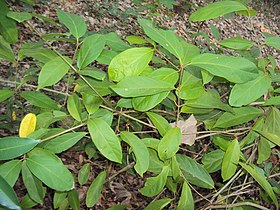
[19,113,36,137]
[170,115,197,146]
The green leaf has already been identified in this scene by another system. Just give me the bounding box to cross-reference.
[68,189,80,210]
[257,138,271,164]
[222,139,240,181]
[38,56,71,89]
[79,67,106,81]
[20,193,37,209]
[56,9,87,40]
[26,148,74,191]
[189,1,247,22]
[43,132,86,153]
[0,137,40,160]
[0,35,15,62]
[176,154,214,189]
[120,132,149,177]
[0,89,14,102]
[86,171,106,208]
[147,112,171,137]
[158,128,181,161]
[96,49,118,65]
[214,107,263,128]
[67,94,83,121]
[78,163,91,185]
[126,35,148,45]
[144,198,172,210]
[177,182,194,210]
[0,15,18,44]
[264,36,280,50]
[263,107,280,137]
[263,96,280,106]
[181,40,200,65]
[53,191,67,209]
[239,163,278,208]
[190,53,258,83]
[22,161,45,204]
[87,118,122,163]
[104,32,130,52]
[219,37,254,50]
[7,12,32,22]
[229,72,271,106]
[0,160,22,187]
[19,43,57,63]
[0,175,21,210]
[21,91,60,110]
[254,130,280,147]
[108,47,154,82]
[202,149,225,173]
[107,205,127,210]
[138,19,184,62]
[178,71,205,100]
[139,165,169,197]
[77,34,105,69]
[82,93,102,114]
[111,76,174,97]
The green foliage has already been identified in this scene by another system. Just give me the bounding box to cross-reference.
[0,1,279,209]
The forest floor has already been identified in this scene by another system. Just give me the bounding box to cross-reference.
[2,0,280,209]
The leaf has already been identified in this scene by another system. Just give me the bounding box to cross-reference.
[239,163,278,208]
[120,132,149,177]
[104,32,130,52]
[20,193,37,209]
[177,182,194,210]
[263,96,280,106]
[0,160,22,187]
[264,36,280,50]
[7,11,32,22]
[26,148,74,191]
[19,113,37,138]
[86,171,106,208]
[21,91,60,110]
[139,165,169,197]
[257,138,271,164]
[0,137,40,160]
[147,112,172,137]
[53,191,67,209]
[19,44,57,63]
[181,41,200,65]
[214,107,263,128]
[0,15,18,44]
[138,19,184,62]
[77,34,105,69]
[67,94,83,121]
[178,71,205,100]
[22,161,45,204]
[108,47,154,82]
[78,163,91,185]
[144,198,172,210]
[68,189,80,210]
[96,49,118,65]
[189,1,247,22]
[158,128,181,161]
[79,67,106,81]
[202,149,225,173]
[263,107,280,137]
[147,149,164,174]
[229,72,271,106]
[43,132,86,153]
[87,118,122,163]
[56,9,87,40]
[220,37,254,50]
[111,76,174,97]
[222,139,240,181]
[38,56,71,89]
[107,205,127,210]
[0,89,14,102]
[126,35,148,45]
[190,53,258,83]
[0,35,15,62]
[0,175,21,210]
[254,130,280,147]
[176,154,214,189]
[170,115,197,146]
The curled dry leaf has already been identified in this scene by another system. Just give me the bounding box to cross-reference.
[170,114,197,146]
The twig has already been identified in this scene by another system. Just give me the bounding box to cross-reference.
[107,162,135,182]
[204,202,270,210]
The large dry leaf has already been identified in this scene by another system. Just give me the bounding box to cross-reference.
[170,115,197,146]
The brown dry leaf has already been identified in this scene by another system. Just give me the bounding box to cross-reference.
[170,114,197,146]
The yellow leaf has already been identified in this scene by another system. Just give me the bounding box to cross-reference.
[73,84,79,92]
[19,113,37,137]
[12,111,16,121]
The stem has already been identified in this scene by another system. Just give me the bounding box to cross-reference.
[205,202,270,210]
[40,123,86,142]
[175,64,185,126]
